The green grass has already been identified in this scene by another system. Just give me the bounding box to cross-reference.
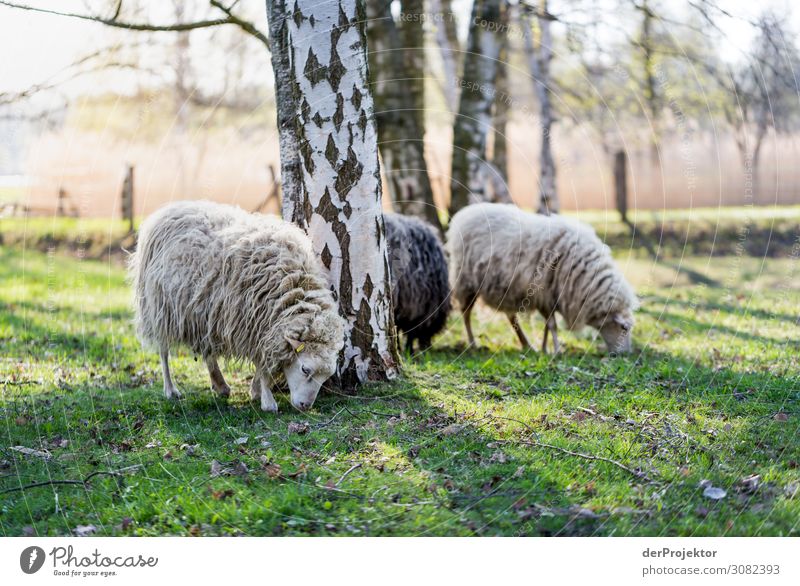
[1,245,799,536]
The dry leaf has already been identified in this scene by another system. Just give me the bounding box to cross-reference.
[73,525,97,537]
[702,485,727,500]
[9,446,51,460]
[263,463,283,479]
[440,424,464,436]
[773,412,789,422]
[288,422,309,435]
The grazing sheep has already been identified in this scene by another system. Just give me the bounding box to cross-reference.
[130,201,345,412]
[384,213,451,352]
[446,203,638,354]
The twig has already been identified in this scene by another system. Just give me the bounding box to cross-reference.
[516,440,654,482]
[312,407,346,429]
[0,464,143,495]
[335,463,362,487]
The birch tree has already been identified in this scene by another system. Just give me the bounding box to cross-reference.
[448,0,503,216]
[522,1,558,214]
[266,0,400,389]
[366,0,442,233]
[430,0,461,112]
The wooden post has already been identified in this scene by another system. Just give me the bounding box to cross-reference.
[614,150,628,224]
[57,187,67,217]
[121,165,134,234]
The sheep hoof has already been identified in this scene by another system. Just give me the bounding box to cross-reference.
[260,398,278,413]
[213,384,231,398]
[165,386,183,400]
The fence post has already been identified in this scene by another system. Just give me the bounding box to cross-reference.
[121,164,134,234]
[614,150,628,224]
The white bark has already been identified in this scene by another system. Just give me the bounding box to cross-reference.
[449,0,503,216]
[430,0,460,113]
[522,3,558,215]
[266,0,399,389]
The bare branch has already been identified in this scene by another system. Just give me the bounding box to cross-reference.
[0,0,235,33]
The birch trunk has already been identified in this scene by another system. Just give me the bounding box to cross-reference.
[522,3,558,214]
[366,0,442,233]
[430,0,460,112]
[448,0,503,217]
[266,0,400,389]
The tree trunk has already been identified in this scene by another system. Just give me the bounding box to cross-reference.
[492,5,510,184]
[366,0,443,234]
[614,150,628,224]
[522,2,558,215]
[430,0,460,112]
[266,0,303,225]
[266,0,400,390]
[448,0,503,217]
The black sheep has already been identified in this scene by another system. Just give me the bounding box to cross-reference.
[384,213,451,353]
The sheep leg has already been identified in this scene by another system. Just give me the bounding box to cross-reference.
[541,321,550,354]
[205,357,230,398]
[249,374,262,401]
[509,314,532,350]
[461,295,478,347]
[546,315,560,354]
[258,371,279,413]
[159,347,182,400]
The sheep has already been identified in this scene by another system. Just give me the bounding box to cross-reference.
[384,213,451,353]
[129,200,345,412]
[446,203,638,354]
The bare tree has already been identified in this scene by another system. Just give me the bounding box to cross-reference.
[522,1,558,214]
[448,0,504,217]
[724,13,800,204]
[266,0,400,390]
[366,0,442,233]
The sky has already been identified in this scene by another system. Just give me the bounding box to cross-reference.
[0,0,798,95]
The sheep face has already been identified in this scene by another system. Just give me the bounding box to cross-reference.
[597,312,634,354]
[283,349,338,411]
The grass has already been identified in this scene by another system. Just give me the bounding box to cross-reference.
[1,244,799,537]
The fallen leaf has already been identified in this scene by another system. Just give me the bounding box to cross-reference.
[288,422,309,435]
[180,443,198,456]
[9,446,51,460]
[773,412,789,422]
[263,463,282,479]
[440,424,464,436]
[489,451,508,464]
[234,436,249,445]
[739,474,761,494]
[702,485,727,500]
[73,525,97,537]
[210,459,248,478]
[211,489,234,500]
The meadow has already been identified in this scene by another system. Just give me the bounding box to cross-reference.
[1,216,799,536]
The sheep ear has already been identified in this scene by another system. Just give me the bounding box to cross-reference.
[284,333,305,353]
[612,314,631,329]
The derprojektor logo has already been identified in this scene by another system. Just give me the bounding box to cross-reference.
[20,546,46,574]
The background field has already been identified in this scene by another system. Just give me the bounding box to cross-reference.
[1,216,798,536]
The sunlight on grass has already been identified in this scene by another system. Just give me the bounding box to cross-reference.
[1,245,798,536]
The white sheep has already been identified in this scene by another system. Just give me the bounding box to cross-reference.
[446,203,638,353]
[129,201,345,412]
